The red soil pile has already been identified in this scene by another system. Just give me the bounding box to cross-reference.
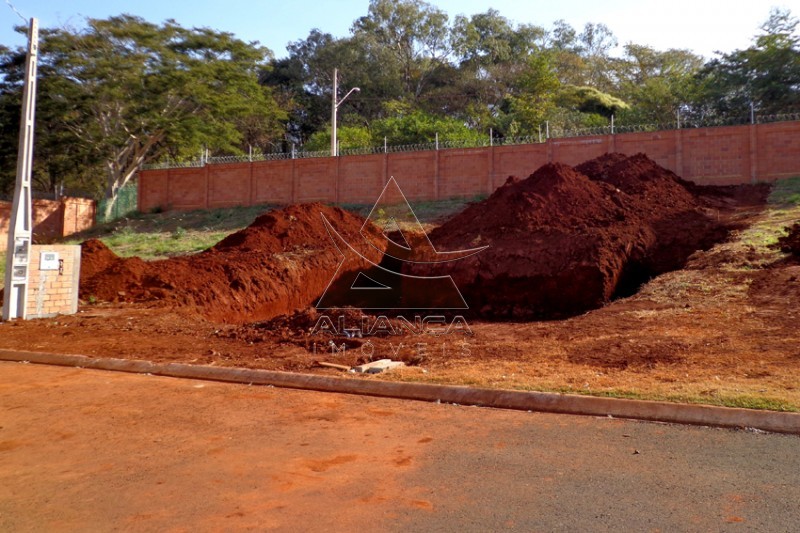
[416,153,737,319]
[80,204,385,323]
[777,223,800,256]
[578,152,730,274]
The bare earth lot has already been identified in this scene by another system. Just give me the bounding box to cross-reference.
[1,176,798,411]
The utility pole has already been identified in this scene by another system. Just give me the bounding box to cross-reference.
[330,69,360,157]
[3,18,38,321]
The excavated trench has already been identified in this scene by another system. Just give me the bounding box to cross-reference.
[80,153,768,323]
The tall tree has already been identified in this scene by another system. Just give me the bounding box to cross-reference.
[352,0,451,98]
[695,8,800,117]
[578,22,618,90]
[615,44,704,124]
[1,15,287,214]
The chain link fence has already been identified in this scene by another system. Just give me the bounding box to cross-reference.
[97,181,138,224]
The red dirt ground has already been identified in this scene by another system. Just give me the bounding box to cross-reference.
[79,203,385,323]
[1,153,797,409]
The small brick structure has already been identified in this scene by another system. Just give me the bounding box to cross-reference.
[0,197,96,252]
[24,244,81,319]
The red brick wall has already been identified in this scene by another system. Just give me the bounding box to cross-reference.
[1,197,96,252]
[137,121,800,212]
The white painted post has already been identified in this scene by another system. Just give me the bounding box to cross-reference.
[3,18,38,321]
[331,68,338,157]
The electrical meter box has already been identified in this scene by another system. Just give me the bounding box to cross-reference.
[40,251,60,271]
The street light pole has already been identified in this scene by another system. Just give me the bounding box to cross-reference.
[330,68,338,157]
[330,68,360,157]
[3,18,38,321]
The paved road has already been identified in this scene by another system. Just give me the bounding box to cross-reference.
[1,361,798,531]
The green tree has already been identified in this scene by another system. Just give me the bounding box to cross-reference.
[501,52,560,135]
[1,16,287,215]
[452,9,545,67]
[614,45,703,124]
[695,8,800,117]
[371,102,484,145]
[352,0,451,98]
[303,125,373,152]
[555,85,628,119]
[579,23,618,91]
[447,10,546,132]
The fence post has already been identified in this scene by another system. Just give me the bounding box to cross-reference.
[546,121,550,139]
[435,132,439,151]
[204,161,211,209]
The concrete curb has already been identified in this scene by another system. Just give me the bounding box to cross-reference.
[2,349,799,435]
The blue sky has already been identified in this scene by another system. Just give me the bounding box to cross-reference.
[2,0,799,59]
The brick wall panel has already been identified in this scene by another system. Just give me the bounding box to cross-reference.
[168,168,207,210]
[758,122,800,180]
[439,148,489,198]
[26,244,81,318]
[682,126,750,184]
[294,159,336,203]
[253,160,293,204]
[492,145,548,188]
[139,169,169,212]
[615,131,678,173]
[337,155,385,204]
[208,163,251,208]
[550,136,608,166]
[387,152,437,200]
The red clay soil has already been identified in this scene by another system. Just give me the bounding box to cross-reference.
[80,203,385,323]
[415,153,749,319]
[79,153,765,324]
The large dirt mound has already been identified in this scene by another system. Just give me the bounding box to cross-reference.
[414,153,736,319]
[579,152,730,274]
[80,204,385,323]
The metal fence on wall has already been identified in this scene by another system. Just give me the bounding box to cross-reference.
[142,111,800,171]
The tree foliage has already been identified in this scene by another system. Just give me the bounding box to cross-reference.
[1,15,286,213]
[1,6,798,205]
[695,8,800,117]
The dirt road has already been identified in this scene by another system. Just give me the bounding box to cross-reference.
[1,362,798,531]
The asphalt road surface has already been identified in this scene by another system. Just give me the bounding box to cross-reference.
[1,361,798,531]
